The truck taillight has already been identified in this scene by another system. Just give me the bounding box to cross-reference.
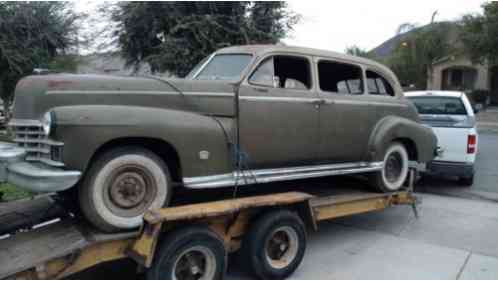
[467,134,476,154]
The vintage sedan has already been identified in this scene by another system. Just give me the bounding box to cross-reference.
[0,45,437,231]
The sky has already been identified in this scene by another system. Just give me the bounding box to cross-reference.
[75,0,485,54]
[284,0,483,52]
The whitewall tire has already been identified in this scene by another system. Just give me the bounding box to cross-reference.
[79,147,171,232]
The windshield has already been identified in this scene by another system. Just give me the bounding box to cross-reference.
[408,96,468,115]
[193,54,252,81]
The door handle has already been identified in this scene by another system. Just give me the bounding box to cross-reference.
[252,87,268,93]
[310,99,326,108]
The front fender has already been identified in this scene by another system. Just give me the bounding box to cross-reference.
[52,105,234,178]
[368,116,437,163]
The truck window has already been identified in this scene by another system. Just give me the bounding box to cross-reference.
[249,55,312,90]
[408,96,468,115]
[366,70,395,96]
[318,60,364,95]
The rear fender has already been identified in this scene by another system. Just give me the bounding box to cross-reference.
[368,116,437,163]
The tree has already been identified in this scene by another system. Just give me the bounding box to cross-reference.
[386,20,454,89]
[0,2,80,104]
[109,2,300,77]
[460,2,498,65]
[345,46,371,58]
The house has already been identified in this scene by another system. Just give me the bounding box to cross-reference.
[429,55,497,104]
[371,23,498,104]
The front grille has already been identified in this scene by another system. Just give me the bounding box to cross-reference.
[9,119,64,167]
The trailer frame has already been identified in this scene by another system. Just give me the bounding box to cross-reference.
[0,170,418,279]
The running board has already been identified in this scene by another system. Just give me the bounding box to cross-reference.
[183,162,384,189]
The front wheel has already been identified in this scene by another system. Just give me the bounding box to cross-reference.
[79,147,172,232]
[370,142,409,193]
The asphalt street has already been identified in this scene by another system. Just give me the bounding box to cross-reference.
[417,108,498,202]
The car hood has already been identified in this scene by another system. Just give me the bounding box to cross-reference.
[12,74,236,120]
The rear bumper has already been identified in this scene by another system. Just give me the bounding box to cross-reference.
[426,161,474,178]
[0,142,81,193]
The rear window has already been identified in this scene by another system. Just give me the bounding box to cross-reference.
[407,96,468,115]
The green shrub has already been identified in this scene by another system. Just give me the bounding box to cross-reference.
[0,184,31,202]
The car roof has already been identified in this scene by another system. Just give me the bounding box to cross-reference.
[216,44,395,76]
[404,90,464,98]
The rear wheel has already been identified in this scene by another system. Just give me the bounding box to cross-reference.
[370,142,409,192]
[147,225,227,280]
[79,147,172,232]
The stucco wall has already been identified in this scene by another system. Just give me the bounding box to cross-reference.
[429,56,489,91]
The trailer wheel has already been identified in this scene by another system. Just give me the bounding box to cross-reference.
[147,225,226,280]
[241,210,306,279]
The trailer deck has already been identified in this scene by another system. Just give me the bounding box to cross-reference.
[0,173,418,279]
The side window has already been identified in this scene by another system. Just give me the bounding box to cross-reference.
[366,70,395,96]
[249,55,312,90]
[318,60,364,95]
[249,57,274,87]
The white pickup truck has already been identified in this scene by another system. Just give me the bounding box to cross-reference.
[405,91,478,186]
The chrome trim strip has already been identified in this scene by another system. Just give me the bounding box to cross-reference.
[183,162,383,189]
[330,99,407,107]
[184,92,234,98]
[240,96,318,103]
[46,90,234,97]
[9,119,42,126]
[46,90,177,95]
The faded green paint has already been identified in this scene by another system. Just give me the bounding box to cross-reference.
[10,45,437,187]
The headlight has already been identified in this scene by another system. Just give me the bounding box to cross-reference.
[41,111,54,135]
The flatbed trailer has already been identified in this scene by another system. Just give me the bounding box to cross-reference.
[0,171,418,280]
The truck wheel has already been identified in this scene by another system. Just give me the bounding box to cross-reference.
[147,225,227,280]
[241,210,307,280]
[370,142,409,192]
[79,147,171,232]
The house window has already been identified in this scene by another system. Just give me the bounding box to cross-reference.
[250,55,312,90]
[451,69,464,87]
[366,70,395,96]
[318,61,364,95]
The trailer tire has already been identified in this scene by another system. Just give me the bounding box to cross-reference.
[79,146,172,232]
[147,225,227,280]
[241,209,306,280]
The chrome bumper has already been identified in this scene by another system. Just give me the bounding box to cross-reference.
[0,142,81,193]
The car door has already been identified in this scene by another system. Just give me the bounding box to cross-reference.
[237,54,320,169]
[315,58,375,163]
